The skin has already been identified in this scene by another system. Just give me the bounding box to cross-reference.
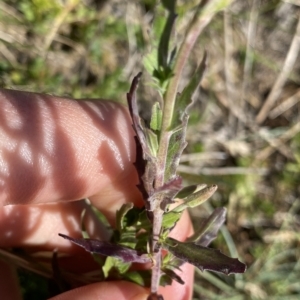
[0,89,194,300]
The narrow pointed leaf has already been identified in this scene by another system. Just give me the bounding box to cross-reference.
[172,185,217,212]
[127,73,153,160]
[188,207,227,246]
[145,128,159,156]
[161,268,184,285]
[175,184,206,199]
[165,115,188,181]
[158,2,177,69]
[116,203,134,231]
[163,237,246,275]
[143,48,158,76]
[59,233,151,264]
[127,73,156,203]
[171,52,207,128]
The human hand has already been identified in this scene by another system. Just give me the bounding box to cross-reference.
[0,89,194,300]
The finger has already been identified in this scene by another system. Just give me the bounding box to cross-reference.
[0,89,141,215]
[0,200,110,249]
[49,281,148,300]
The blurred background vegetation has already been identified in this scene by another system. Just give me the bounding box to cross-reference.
[0,0,300,299]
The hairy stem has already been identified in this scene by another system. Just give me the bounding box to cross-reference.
[149,1,234,297]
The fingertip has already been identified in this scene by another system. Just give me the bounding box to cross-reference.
[49,281,148,300]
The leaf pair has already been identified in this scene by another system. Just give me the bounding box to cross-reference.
[59,203,246,280]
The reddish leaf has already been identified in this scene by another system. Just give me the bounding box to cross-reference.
[127,73,156,205]
[152,175,183,210]
[59,234,151,264]
[187,207,227,246]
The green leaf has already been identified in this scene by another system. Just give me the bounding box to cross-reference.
[143,48,158,77]
[135,231,150,254]
[152,6,167,47]
[183,185,216,207]
[162,211,182,229]
[90,203,111,228]
[143,2,177,88]
[124,206,145,227]
[137,209,152,230]
[175,184,204,199]
[145,128,159,156]
[150,102,163,131]
[171,52,207,129]
[158,1,177,69]
[172,185,218,212]
[162,252,183,270]
[164,116,188,181]
[163,237,246,275]
[116,203,134,232]
[102,256,130,278]
[143,3,167,76]
[117,230,138,249]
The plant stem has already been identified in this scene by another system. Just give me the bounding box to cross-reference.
[149,1,234,297]
[149,212,164,297]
